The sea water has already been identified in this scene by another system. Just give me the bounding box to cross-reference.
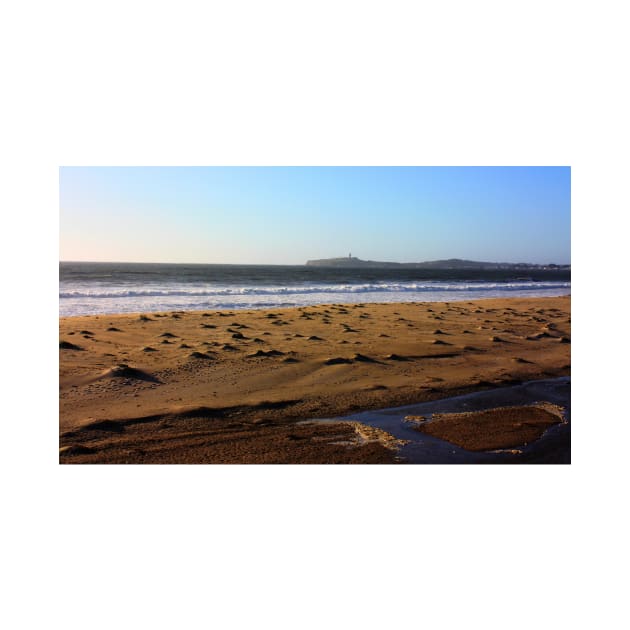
[59,262,571,317]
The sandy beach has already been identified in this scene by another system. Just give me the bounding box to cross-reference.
[59,295,570,463]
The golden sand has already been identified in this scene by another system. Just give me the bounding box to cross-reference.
[59,296,570,463]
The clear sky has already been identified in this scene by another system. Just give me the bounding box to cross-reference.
[59,166,570,265]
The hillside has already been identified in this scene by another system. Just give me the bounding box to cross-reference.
[305,257,569,270]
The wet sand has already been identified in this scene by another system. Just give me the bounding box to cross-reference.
[413,403,564,451]
[59,296,570,463]
[331,377,570,463]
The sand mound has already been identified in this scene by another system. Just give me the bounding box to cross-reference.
[106,364,161,383]
[324,357,353,365]
[59,340,83,350]
[248,349,285,358]
[189,351,212,360]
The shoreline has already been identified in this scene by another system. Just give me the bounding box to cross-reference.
[60,295,570,463]
[59,291,571,319]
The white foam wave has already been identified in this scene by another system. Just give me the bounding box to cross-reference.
[60,281,571,299]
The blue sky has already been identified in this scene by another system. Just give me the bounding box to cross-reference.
[59,166,570,264]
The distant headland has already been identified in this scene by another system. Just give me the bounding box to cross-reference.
[306,256,570,270]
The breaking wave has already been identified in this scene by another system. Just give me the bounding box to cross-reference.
[60,281,570,299]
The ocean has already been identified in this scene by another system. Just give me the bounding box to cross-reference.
[59,262,571,317]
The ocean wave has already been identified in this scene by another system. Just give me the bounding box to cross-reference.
[60,281,571,299]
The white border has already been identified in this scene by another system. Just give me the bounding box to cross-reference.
[4,1,627,629]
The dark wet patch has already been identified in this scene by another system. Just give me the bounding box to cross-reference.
[60,445,97,456]
[79,419,125,433]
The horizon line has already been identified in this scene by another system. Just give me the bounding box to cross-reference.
[59,257,571,266]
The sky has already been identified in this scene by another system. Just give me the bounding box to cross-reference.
[59,166,570,265]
